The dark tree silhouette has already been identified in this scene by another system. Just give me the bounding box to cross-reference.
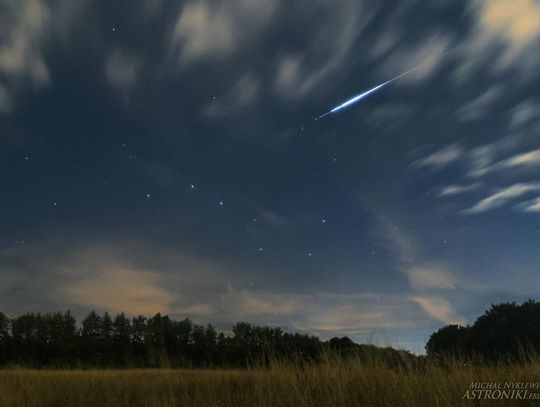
[426,299,540,360]
[0,309,413,368]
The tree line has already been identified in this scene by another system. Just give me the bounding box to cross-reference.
[0,310,334,368]
[426,299,540,360]
[5,298,531,368]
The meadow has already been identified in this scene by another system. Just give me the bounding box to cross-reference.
[1,355,540,406]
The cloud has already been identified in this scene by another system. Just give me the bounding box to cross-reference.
[378,217,460,291]
[0,84,11,112]
[496,148,540,169]
[464,182,540,214]
[105,50,139,90]
[516,197,540,213]
[407,265,457,290]
[464,136,531,178]
[439,183,481,197]
[456,85,503,122]
[411,296,466,325]
[455,0,540,82]
[467,144,498,178]
[204,73,260,117]
[476,0,540,70]
[509,99,540,128]
[375,216,464,325]
[469,148,540,178]
[251,206,289,229]
[0,0,50,112]
[0,239,440,343]
[380,34,450,83]
[172,0,275,63]
[412,144,462,170]
[61,268,177,316]
[289,293,431,338]
[273,1,365,99]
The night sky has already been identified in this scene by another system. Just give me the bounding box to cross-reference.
[2,0,540,353]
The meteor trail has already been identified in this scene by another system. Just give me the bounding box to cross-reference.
[315,66,418,120]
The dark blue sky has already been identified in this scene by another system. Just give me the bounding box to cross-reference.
[2,0,540,353]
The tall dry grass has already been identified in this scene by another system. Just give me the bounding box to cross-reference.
[1,354,540,406]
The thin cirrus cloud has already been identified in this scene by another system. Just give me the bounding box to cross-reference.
[456,85,503,122]
[407,265,457,290]
[516,197,540,213]
[376,216,465,325]
[412,144,463,170]
[439,183,481,197]
[273,1,364,100]
[464,182,540,214]
[203,73,260,117]
[469,148,540,178]
[410,296,467,325]
[509,98,540,128]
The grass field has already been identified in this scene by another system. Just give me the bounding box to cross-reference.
[1,356,540,406]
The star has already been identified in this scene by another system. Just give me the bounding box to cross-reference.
[189,183,196,190]
[52,202,58,207]
[258,247,263,252]
[252,218,257,222]
[218,200,224,207]
[307,252,312,256]
[145,193,151,199]
[321,218,326,224]
[112,27,117,32]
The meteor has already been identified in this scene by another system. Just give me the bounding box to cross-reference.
[315,66,418,120]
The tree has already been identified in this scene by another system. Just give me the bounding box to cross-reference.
[0,312,10,364]
[426,325,469,358]
[426,299,540,360]
[112,313,131,365]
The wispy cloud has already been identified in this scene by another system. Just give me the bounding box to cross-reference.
[376,217,464,323]
[455,0,540,82]
[469,148,540,178]
[516,197,540,213]
[0,1,50,112]
[171,0,275,64]
[456,85,503,122]
[273,1,366,100]
[407,265,457,290]
[475,0,540,71]
[105,50,140,90]
[412,144,462,170]
[204,73,260,117]
[439,183,481,197]
[509,99,540,128]
[411,296,467,325]
[464,182,540,214]
[379,34,450,84]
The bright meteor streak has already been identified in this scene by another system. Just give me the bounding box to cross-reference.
[315,66,418,120]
